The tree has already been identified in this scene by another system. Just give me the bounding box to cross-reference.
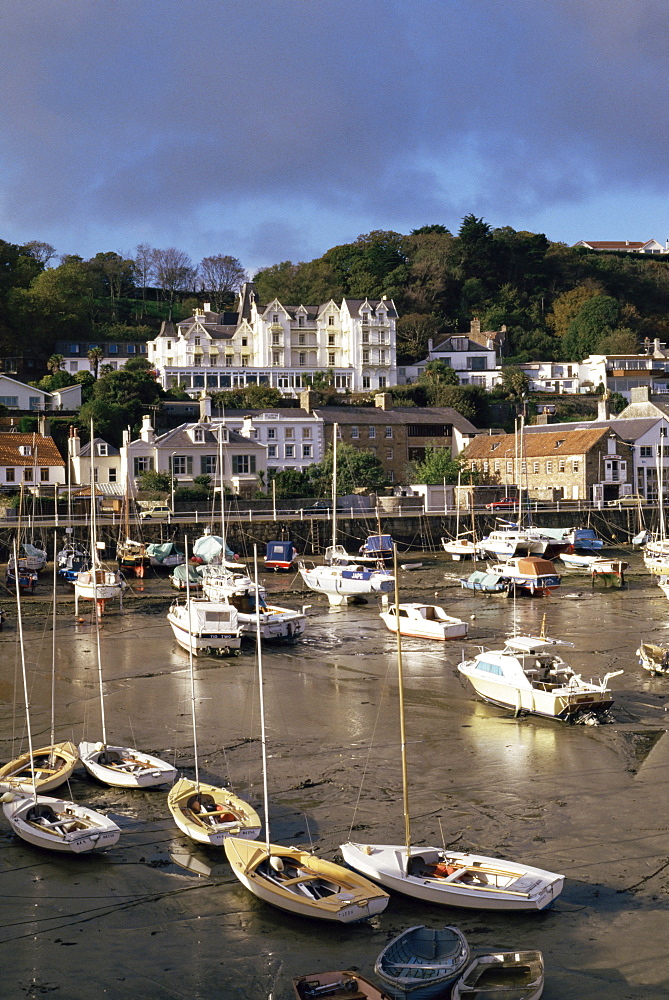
[133,243,155,315]
[152,248,195,318]
[563,295,621,360]
[308,442,388,495]
[199,255,247,310]
[88,252,135,320]
[500,365,530,399]
[269,468,315,498]
[87,346,104,378]
[405,447,464,485]
[78,365,163,444]
[419,360,460,386]
[138,470,171,492]
[23,241,57,267]
[47,354,65,374]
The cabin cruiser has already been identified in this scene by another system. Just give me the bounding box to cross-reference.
[298,558,394,607]
[167,597,243,656]
[459,634,622,722]
[478,522,569,560]
[200,565,307,641]
[380,603,468,640]
[486,556,560,596]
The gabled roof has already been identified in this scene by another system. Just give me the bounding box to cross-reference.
[79,436,120,457]
[523,417,659,443]
[431,336,492,354]
[464,426,620,460]
[0,433,64,466]
[314,406,478,433]
[147,423,265,451]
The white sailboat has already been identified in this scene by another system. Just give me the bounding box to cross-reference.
[298,425,394,607]
[167,537,261,846]
[341,548,564,911]
[2,542,120,854]
[225,549,390,922]
[441,470,479,560]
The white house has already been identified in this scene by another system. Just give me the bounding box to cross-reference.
[120,406,268,497]
[579,340,669,400]
[68,428,121,487]
[215,407,324,476]
[147,284,398,397]
[573,239,669,254]
[398,319,501,387]
[0,375,82,412]
[0,432,66,489]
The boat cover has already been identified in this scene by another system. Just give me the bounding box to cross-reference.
[462,571,507,591]
[517,557,556,576]
[146,542,181,563]
[171,563,205,585]
[192,534,236,563]
[265,541,296,563]
[23,543,46,558]
[360,534,393,555]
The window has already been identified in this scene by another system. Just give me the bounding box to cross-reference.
[40,467,49,482]
[362,376,370,389]
[506,461,513,474]
[133,457,154,475]
[328,334,335,347]
[140,344,147,353]
[362,331,369,344]
[467,357,486,371]
[368,427,376,439]
[70,361,79,372]
[298,333,306,346]
[267,428,276,440]
[272,314,279,324]
[29,396,40,410]
[24,467,33,481]
[362,312,369,324]
[483,461,489,473]
[533,461,539,474]
[302,444,312,458]
[201,455,217,475]
[328,352,336,366]
[108,344,118,354]
[385,426,392,438]
[362,350,370,364]
[97,443,108,457]
[5,468,15,482]
[285,444,294,458]
[546,460,553,474]
[225,355,233,367]
[0,396,18,407]
[167,340,172,350]
[572,460,579,473]
[386,448,393,460]
[298,352,306,366]
[298,315,305,327]
[302,427,311,439]
[351,426,359,439]
[272,352,281,365]
[379,350,386,364]
[241,337,248,347]
[127,344,135,354]
[19,445,31,457]
[194,337,200,346]
[378,376,387,388]
[232,455,256,475]
[559,460,565,473]
[285,428,294,439]
[271,333,281,345]
[268,445,277,458]
[328,316,334,326]
[69,344,79,354]
[640,446,653,457]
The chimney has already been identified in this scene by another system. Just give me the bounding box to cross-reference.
[140,414,155,443]
[630,386,651,404]
[68,425,81,459]
[38,415,50,438]
[470,317,481,337]
[241,415,254,438]
[375,392,392,410]
[299,388,318,414]
[199,392,212,422]
[654,338,662,356]
[203,301,211,313]
[427,338,433,354]
[597,396,610,421]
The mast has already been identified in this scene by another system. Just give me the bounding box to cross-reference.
[218,425,226,555]
[184,535,199,792]
[14,540,37,804]
[331,423,338,550]
[254,545,271,852]
[392,545,411,863]
[454,468,461,540]
[50,532,57,756]
[90,419,107,743]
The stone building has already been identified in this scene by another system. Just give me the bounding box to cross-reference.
[462,426,633,503]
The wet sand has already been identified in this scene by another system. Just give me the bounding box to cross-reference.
[1,552,668,998]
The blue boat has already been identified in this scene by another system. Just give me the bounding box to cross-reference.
[374,925,470,1000]
[264,540,298,572]
[461,570,509,594]
[358,534,394,564]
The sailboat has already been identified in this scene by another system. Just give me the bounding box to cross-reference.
[225,549,390,922]
[298,425,394,607]
[78,480,177,787]
[643,441,669,597]
[340,548,565,911]
[0,537,78,794]
[167,536,261,845]
[442,470,479,560]
[1,542,120,854]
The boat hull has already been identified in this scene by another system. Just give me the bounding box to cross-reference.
[299,563,394,606]
[167,777,261,846]
[293,971,389,1000]
[340,843,563,911]
[380,606,468,641]
[458,664,614,721]
[2,794,120,853]
[224,836,389,922]
[452,950,545,1000]
[78,742,178,788]
[375,924,470,1000]
[0,741,78,794]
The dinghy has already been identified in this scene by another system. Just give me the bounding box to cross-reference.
[374,925,469,999]
[2,793,120,853]
[451,950,545,1000]
[0,741,78,794]
[293,971,390,999]
[380,603,468,641]
[637,642,669,676]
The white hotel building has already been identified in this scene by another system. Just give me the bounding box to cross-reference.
[147,283,397,397]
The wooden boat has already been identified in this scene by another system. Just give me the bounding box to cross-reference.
[79,742,177,788]
[0,741,78,794]
[452,950,544,1000]
[459,634,623,723]
[380,603,468,641]
[1,792,120,853]
[374,925,469,999]
[167,597,243,656]
[225,836,389,923]
[168,777,261,847]
[637,642,669,676]
[486,557,560,596]
[168,536,260,845]
[225,547,389,922]
[341,550,565,911]
[293,971,390,999]
[264,540,298,572]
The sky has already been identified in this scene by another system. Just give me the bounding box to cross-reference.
[1,0,668,276]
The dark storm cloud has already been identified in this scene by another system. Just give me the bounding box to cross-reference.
[1,0,668,266]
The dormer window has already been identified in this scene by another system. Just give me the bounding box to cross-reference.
[328,316,334,326]
[193,427,205,443]
[194,337,200,346]
[272,314,279,324]
[554,439,565,449]
[19,445,31,457]
[98,443,108,457]
[491,442,500,452]
[298,315,305,327]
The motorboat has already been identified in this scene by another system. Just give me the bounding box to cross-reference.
[1,792,120,854]
[200,565,307,641]
[486,557,560,596]
[293,971,390,1000]
[19,541,47,573]
[451,950,545,1000]
[374,925,469,1000]
[57,543,90,582]
[531,525,603,553]
[167,597,243,656]
[479,523,568,560]
[458,633,623,722]
[264,540,298,572]
[460,570,509,594]
[637,642,669,675]
[380,603,468,641]
[6,559,38,594]
[560,552,628,587]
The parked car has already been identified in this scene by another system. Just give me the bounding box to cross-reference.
[606,495,646,508]
[139,503,172,520]
[485,497,520,510]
